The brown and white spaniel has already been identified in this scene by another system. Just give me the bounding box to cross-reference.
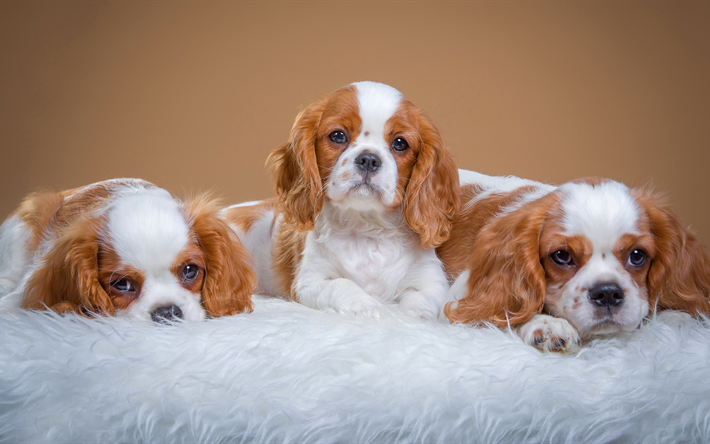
[0,179,256,323]
[438,170,710,352]
[224,82,459,319]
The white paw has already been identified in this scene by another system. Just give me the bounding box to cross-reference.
[519,314,582,353]
[397,291,439,320]
[336,294,387,319]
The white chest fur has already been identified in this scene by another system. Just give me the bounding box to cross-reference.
[307,205,419,303]
[322,231,414,302]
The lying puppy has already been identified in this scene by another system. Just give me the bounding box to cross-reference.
[0,179,256,323]
[438,170,710,352]
[224,81,459,319]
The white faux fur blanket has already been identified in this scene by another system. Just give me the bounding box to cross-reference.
[1,295,709,443]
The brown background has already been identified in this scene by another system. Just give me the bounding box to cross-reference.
[1,1,709,244]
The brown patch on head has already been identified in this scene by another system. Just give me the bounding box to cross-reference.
[611,231,655,301]
[387,99,460,249]
[383,100,420,208]
[539,210,593,265]
[443,191,562,327]
[183,195,256,316]
[170,243,207,295]
[221,198,277,234]
[539,223,594,307]
[97,245,145,311]
[314,86,362,184]
[267,85,361,229]
[55,179,156,231]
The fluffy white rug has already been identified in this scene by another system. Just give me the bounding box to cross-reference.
[1,295,709,443]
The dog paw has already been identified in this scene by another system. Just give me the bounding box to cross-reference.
[519,314,582,353]
[397,290,439,320]
[336,294,387,319]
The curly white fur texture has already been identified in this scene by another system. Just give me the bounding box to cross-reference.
[1,296,709,443]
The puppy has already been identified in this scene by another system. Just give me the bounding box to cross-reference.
[438,170,710,352]
[224,82,459,319]
[0,178,256,323]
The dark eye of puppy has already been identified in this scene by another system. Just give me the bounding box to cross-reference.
[628,249,647,267]
[111,278,136,293]
[391,137,409,152]
[329,131,348,145]
[551,250,574,266]
[181,264,200,282]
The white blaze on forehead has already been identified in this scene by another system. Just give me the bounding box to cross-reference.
[105,190,190,270]
[559,181,639,251]
[352,81,402,145]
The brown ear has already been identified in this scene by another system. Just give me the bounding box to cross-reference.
[444,194,559,327]
[634,189,710,316]
[23,216,114,315]
[266,98,326,230]
[404,111,460,248]
[186,196,256,317]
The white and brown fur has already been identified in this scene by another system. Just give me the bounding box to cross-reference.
[0,179,256,323]
[224,82,460,319]
[438,170,710,352]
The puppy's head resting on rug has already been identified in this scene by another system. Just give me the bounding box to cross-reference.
[442,177,710,351]
[8,179,256,323]
[267,81,459,249]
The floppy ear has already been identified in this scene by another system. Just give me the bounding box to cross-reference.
[186,196,256,317]
[23,216,114,315]
[444,194,558,327]
[634,190,710,316]
[15,189,66,253]
[404,111,460,249]
[267,98,326,230]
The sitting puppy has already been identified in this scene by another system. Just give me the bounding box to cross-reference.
[224,81,459,319]
[0,178,256,323]
[438,170,710,352]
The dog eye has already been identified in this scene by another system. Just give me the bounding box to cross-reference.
[628,249,647,267]
[551,250,574,266]
[391,137,409,152]
[110,278,135,292]
[329,131,348,145]
[181,264,200,282]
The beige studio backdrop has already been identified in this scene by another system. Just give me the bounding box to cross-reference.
[1,1,709,244]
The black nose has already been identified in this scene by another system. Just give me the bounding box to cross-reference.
[588,283,624,308]
[151,304,184,324]
[354,152,381,173]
